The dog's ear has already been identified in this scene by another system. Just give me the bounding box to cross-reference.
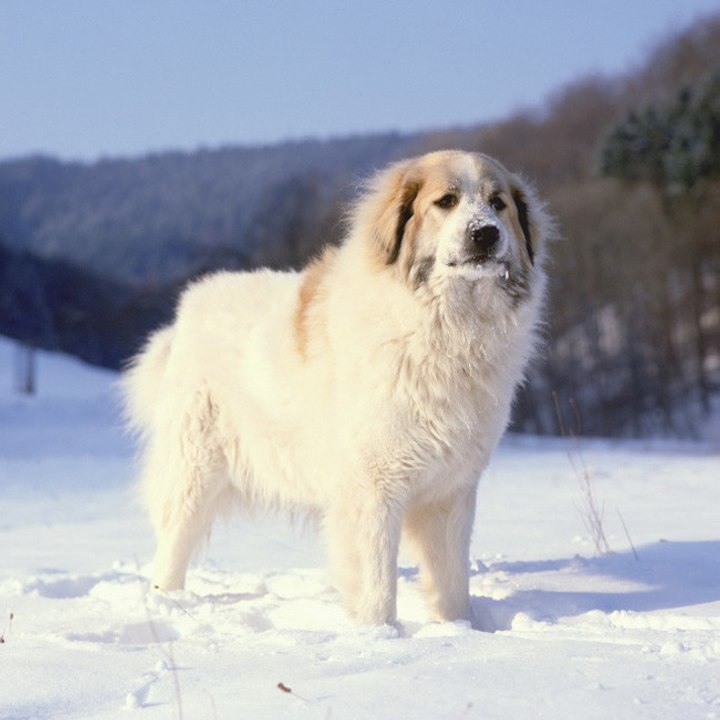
[385,179,421,265]
[511,187,534,265]
[360,160,422,266]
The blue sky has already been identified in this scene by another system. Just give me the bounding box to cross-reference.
[2,0,719,161]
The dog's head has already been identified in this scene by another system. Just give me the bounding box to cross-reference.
[354,151,549,306]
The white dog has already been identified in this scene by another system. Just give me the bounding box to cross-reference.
[123,150,549,626]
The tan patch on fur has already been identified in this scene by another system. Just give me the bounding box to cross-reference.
[293,246,338,359]
[398,173,457,279]
[365,159,453,275]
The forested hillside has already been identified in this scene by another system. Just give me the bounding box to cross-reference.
[0,133,410,283]
[2,14,719,438]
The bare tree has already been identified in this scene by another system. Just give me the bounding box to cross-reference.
[14,341,36,395]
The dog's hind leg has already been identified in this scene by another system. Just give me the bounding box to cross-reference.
[147,462,227,591]
[141,392,228,591]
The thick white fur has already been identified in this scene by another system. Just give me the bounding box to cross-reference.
[123,150,550,626]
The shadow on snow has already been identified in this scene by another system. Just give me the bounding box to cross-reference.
[472,539,720,631]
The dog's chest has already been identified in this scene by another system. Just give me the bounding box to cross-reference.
[366,372,509,499]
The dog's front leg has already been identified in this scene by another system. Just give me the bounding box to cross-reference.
[404,485,477,623]
[327,485,403,626]
[357,490,403,625]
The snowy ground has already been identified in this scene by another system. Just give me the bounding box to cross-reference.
[1,337,719,720]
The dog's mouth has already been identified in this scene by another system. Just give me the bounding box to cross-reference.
[446,257,522,294]
[462,252,494,266]
[447,254,507,270]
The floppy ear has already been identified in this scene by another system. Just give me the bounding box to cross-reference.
[360,160,422,266]
[511,187,534,265]
[386,180,421,265]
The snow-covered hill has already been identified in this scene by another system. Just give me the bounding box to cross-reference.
[1,337,719,719]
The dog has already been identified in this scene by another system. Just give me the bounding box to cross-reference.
[123,150,550,626]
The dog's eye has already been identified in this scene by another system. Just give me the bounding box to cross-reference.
[489,195,506,212]
[434,193,458,210]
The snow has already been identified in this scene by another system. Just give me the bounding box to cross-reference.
[1,336,719,720]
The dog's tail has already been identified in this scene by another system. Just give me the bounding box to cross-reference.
[121,326,175,439]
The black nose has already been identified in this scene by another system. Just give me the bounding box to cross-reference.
[471,225,500,254]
